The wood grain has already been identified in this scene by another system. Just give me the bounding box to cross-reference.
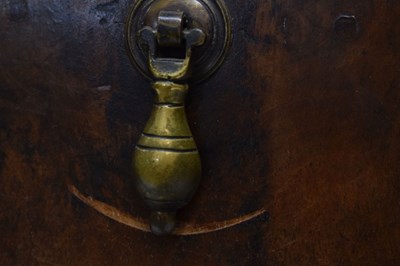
[0,0,399,265]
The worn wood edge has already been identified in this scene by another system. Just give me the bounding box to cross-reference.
[68,184,266,236]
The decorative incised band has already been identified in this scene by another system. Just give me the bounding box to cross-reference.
[138,133,197,150]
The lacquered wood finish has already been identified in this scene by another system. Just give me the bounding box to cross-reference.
[0,0,399,264]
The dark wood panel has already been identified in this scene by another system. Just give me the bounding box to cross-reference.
[0,0,399,265]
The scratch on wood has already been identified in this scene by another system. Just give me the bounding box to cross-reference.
[68,184,266,235]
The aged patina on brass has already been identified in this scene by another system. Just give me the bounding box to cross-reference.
[127,0,231,235]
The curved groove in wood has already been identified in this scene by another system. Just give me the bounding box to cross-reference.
[68,184,266,235]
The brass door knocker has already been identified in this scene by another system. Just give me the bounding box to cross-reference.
[70,0,266,236]
[127,0,232,235]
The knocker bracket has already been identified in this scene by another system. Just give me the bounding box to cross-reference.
[138,10,206,80]
[126,0,231,84]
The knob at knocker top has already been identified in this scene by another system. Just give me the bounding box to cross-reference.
[133,82,201,235]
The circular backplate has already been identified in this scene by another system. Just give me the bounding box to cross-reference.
[126,0,231,84]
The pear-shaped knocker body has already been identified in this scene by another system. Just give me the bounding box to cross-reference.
[133,81,201,235]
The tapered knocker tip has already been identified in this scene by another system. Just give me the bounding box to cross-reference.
[150,211,177,235]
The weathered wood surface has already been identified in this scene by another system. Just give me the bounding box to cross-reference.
[1,0,400,265]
